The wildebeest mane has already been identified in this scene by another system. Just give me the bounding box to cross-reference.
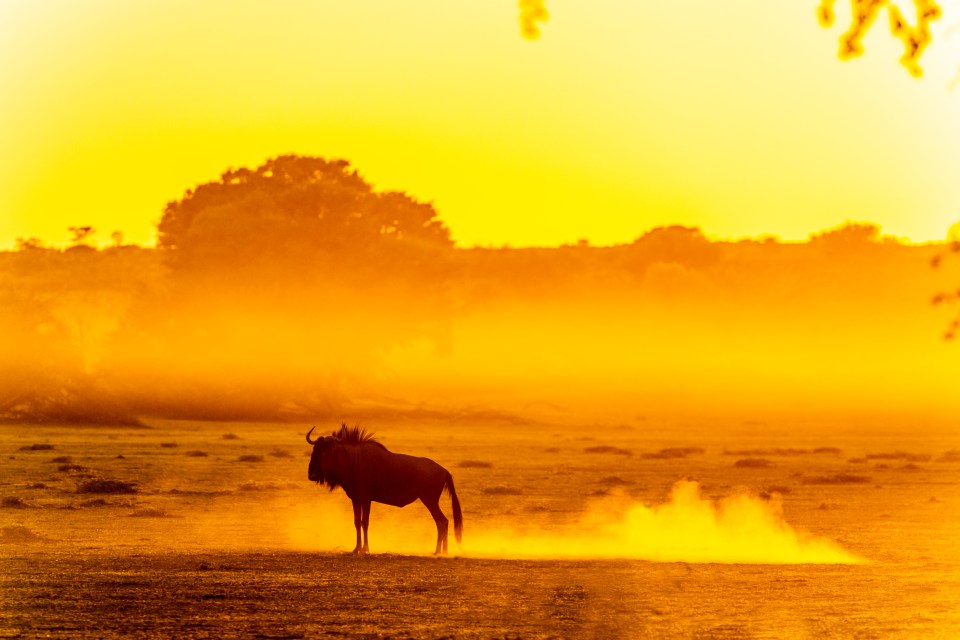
[334,424,387,450]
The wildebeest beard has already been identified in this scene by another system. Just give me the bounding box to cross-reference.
[308,446,340,491]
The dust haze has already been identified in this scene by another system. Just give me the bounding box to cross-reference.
[3,157,959,425]
[4,156,960,637]
[289,479,860,564]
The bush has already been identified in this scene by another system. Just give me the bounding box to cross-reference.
[584,446,632,456]
[129,508,170,518]
[459,460,493,468]
[77,479,137,494]
[866,452,931,462]
[734,458,774,468]
[58,464,90,473]
[802,473,870,485]
[18,444,54,451]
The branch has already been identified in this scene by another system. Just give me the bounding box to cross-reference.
[817,0,942,76]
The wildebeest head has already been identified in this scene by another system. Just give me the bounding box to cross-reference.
[306,427,339,484]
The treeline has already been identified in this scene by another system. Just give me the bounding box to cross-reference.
[1,155,956,423]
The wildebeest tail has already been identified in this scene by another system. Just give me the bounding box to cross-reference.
[445,471,463,544]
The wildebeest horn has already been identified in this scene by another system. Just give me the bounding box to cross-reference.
[306,427,318,445]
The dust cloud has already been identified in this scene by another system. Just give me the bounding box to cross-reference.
[286,481,861,564]
[465,481,861,564]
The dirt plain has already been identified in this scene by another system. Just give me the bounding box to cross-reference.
[2,414,959,639]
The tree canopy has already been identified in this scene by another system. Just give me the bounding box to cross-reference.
[158,155,452,277]
[817,0,941,76]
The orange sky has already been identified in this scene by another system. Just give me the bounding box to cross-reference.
[2,1,960,249]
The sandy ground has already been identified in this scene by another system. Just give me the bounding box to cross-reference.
[2,414,959,638]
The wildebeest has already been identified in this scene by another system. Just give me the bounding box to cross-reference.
[306,424,463,555]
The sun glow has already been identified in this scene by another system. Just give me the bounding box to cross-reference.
[3,2,960,249]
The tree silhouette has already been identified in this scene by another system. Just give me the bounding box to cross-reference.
[158,155,451,277]
[68,226,95,246]
[525,2,943,76]
[124,155,458,419]
[817,0,941,76]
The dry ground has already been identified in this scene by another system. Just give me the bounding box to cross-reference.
[2,414,959,638]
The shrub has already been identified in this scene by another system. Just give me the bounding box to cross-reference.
[459,460,493,468]
[658,447,705,458]
[58,464,90,473]
[802,473,870,485]
[734,458,774,468]
[865,452,931,462]
[129,508,170,518]
[77,479,138,494]
[584,446,632,456]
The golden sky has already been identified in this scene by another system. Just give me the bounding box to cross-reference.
[3,0,960,249]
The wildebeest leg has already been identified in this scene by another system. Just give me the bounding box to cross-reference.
[351,500,362,554]
[360,500,371,554]
[423,497,449,555]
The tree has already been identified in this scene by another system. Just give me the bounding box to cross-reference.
[158,155,451,269]
[817,0,941,76]
[526,2,943,76]
[68,226,95,246]
[0,246,147,424]
[628,226,721,273]
[931,239,960,339]
[124,155,457,419]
